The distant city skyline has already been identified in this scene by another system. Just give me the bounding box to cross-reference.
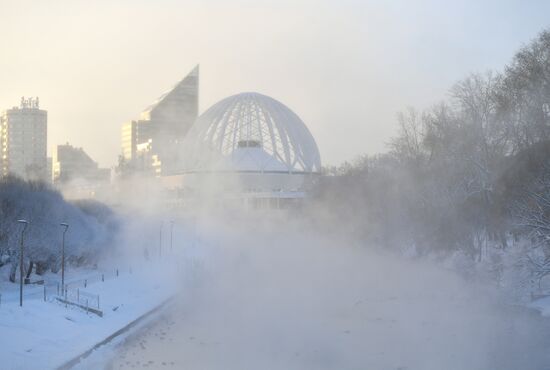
[1,0,549,167]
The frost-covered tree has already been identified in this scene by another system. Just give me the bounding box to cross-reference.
[0,176,118,283]
[514,164,550,287]
[308,27,550,296]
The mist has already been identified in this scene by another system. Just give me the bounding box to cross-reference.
[2,2,550,369]
[78,211,548,370]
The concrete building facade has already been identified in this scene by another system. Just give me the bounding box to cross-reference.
[0,97,48,181]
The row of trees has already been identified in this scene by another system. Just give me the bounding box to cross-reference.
[0,176,118,282]
[310,29,550,296]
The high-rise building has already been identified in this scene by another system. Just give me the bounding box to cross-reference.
[120,65,199,176]
[0,97,48,181]
[121,120,137,161]
[52,143,110,185]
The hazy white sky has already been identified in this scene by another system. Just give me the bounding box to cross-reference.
[1,0,549,167]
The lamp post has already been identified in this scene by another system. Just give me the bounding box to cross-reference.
[159,221,163,258]
[17,219,28,307]
[170,220,174,253]
[60,223,69,293]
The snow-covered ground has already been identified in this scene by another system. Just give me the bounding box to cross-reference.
[0,258,178,370]
[4,214,550,370]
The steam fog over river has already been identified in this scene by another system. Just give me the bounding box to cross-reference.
[103,216,550,370]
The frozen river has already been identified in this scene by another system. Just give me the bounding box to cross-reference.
[102,224,550,370]
[106,299,550,370]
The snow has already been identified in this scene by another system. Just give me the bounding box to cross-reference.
[0,259,177,370]
[3,213,550,370]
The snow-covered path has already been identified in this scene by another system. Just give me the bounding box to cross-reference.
[102,225,550,370]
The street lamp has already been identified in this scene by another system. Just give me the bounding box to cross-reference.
[60,223,69,293]
[17,219,28,307]
[159,221,163,258]
[170,220,174,253]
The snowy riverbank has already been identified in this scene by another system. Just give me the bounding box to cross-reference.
[0,259,178,370]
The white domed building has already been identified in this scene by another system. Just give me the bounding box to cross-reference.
[163,92,321,209]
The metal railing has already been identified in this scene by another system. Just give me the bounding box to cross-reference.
[33,266,134,312]
[61,286,100,310]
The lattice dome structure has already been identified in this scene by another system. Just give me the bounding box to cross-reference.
[181,92,321,174]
